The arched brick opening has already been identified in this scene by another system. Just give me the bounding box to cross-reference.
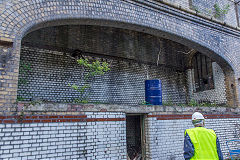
[1,2,240,160]
[19,24,192,105]
[0,0,238,107]
[16,21,237,107]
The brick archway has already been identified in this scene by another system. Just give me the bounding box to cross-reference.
[0,0,239,107]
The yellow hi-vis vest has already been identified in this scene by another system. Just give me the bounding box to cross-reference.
[185,127,219,160]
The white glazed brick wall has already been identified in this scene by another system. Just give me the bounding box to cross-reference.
[145,118,190,160]
[85,112,126,160]
[145,115,240,160]
[1,110,239,160]
[0,123,86,160]
[188,62,227,104]
[0,112,126,160]
[206,118,240,157]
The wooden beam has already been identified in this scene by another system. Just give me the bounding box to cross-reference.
[0,40,13,47]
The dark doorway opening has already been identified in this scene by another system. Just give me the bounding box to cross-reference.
[126,114,145,160]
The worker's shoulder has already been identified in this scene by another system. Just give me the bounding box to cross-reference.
[184,128,195,135]
[186,127,214,132]
[185,128,194,132]
[207,128,216,134]
[199,127,216,134]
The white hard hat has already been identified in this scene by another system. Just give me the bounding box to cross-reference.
[192,112,205,120]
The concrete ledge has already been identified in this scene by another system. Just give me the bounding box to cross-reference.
[15,102,240,114]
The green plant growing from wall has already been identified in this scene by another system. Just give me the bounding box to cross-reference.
[162,97,174,106]
[69,83,90,103]
[188,99,219,107]
[17,62,32,102]
[199,102,217,107]
[191,3,230,21]
[139,101,152,105]
[19,63,31,84]
[205,8,213,17]
[213,3,230,20]
[192,6,201,14]
[188,99,199,107]
[69,58,110,103]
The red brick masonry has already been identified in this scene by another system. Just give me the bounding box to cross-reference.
[148,114,240,120]
[0,115,126,124]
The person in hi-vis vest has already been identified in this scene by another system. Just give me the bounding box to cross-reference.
[184,112,223,160]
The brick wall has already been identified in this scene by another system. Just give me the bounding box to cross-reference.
[188,62,227,104]
[22,25,188,71]
[163,0,190,9]
[0,111,126,160]
[190,0,237,26]
[146,113,240,160]
[19,25,229,105]
[0,41,20,112]
[17,45,187,105]
[18,45,228,105]
[0,0,240,107]
[0,104,240,160]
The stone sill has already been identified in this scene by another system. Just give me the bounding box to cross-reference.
[16,102,240,114]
